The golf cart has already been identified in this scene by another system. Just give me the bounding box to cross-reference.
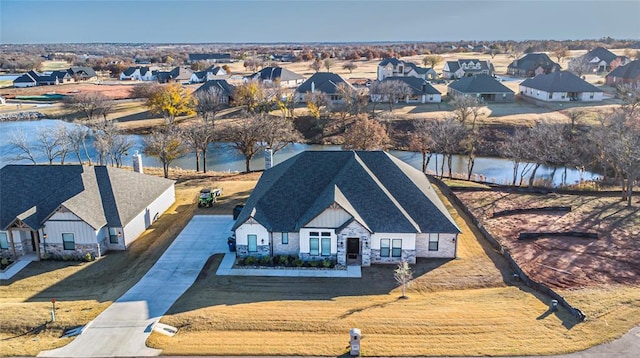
[198,188,222,207]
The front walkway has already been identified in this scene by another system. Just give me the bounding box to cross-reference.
[216,253,361,278]
[38,215,234,358]
[0,253,37,280]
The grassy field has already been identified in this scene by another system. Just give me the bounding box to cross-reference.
[38,61,71,72]
[0,170,258,357]
[144,184,638,356]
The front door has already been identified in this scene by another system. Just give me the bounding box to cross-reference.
[347,238,360,259]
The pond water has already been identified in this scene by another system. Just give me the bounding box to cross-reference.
[0,120,597,186]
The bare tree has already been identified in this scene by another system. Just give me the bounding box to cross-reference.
[342,62,358,73]
[310,59,322,72]
[371,80,412,112]
[552,47,569,63]
[501,128,537,186]
[53,125,71,164]
[427,118,466,178]
[33,127,64,165]
[93,120,134,167]
[394,260,413,299]
[194,86,225,127]
[63,92,113,123]
[260,114,303,154]
[451,95,483,125]
[219,114,266,173]
[408,119,434,173]
[144,124,188,178]
[129,82,161,99]
[568,56,591,77]
[8,129,37,164]
[342,115,390,150]
[67,124,92,165]
[182,122,215,172]
[617,83,640,117]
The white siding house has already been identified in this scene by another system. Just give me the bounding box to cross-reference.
[0,165,175,261]
[519,71,604,102]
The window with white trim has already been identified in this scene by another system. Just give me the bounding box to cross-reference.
[392,239,402,257]
[309,231,331,256]
[0,232,8,250]
[380,239,390,257]
[62,233,75,250]
[282,232,288,245]
[109,228,119,244]
[429,233,439,251]
[321,237,331,256]
[309,238,319,256]
[248,234,257,252]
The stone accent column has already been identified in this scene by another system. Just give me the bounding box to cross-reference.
[236,245,249,257]
[361,235,371,267]
[337,234,346,266]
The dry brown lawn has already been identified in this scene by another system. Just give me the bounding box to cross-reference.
[145,185,637,356]
[455,189,640,289]
[0,170,259,357]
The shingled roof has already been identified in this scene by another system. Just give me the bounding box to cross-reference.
[448,74,514,94]
[521,71,603,92]
[246,66,304,82]
[233,151,460,234]
[508,53,561,72]
[606,60,640,81]
[296,72,351,95]
[0,165,174,231]
[194,79,235,97]
[381,76,441,95]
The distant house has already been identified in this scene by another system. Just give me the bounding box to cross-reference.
[67,66,97,81]
[270,53,296,62]
[13,71,39,88]
[188,53,233,63]
[507,53,561,77]
[519,71,604,102]
[442,59,494,79]
[295,72,353,103]
[605,60,640,86]
[190,66,227,83]
[154,67,194,84]
[233,151,461,267]
[244,66,305,88]
[120,66,155,81]
[12,70,71,87]
[373,77,441,103]
[447,74,514,102]
[0,165,175,261]
[193,79,235,104]
[571,47,629,73]
[377,58,437,81]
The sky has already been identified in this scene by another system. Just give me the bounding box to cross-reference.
[1,0,639,44]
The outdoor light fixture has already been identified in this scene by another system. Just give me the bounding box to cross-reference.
[261,238,265,244]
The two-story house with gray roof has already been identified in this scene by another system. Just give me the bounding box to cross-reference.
[442,59,495,79]
[232,151,460,267]
[0,165,175,261]
[244,66,305,88]
[377,58,437,81]
[120,66,155,81]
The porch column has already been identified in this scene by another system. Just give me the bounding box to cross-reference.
[8,230,17,259]
[34,231,41,261]
[337,234,346,266]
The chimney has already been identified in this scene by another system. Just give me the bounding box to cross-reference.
[311,81,315,93]
[264,147,273,170]
[133,151,144,174]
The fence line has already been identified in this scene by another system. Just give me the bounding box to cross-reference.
[429,175,587,321]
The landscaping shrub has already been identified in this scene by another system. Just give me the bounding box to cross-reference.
[309,260,319,267]
[322,259,332,268]
[294,259,304,267]
[244,256,256,265]
[260,256,271,266]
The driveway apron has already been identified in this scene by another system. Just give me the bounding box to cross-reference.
[38,215,233,358]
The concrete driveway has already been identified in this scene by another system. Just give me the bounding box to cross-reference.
[39,215,234,358]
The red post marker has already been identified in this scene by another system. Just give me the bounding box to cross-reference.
[51,298,56,310]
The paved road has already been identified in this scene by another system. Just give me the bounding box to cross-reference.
[38,215,234,358]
